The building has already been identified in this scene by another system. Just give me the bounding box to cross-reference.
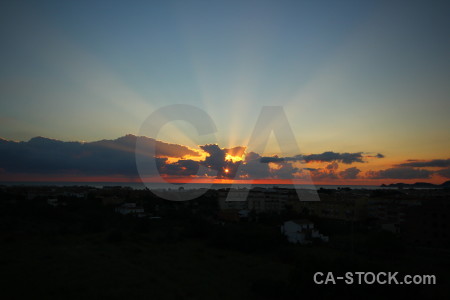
[290,192,369,222]
[100,195,124,206]
[281,220,329,244]
[218,187,289,214]
[248,188,288,214]
[218,189,248,211]
[115,203,146,217]
[47,198,67,207]
[47,198,59,207]
[367,198,420,234]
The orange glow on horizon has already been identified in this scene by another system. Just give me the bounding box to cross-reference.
[1,173,446,186]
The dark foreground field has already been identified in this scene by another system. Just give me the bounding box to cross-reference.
[1,214,449,299]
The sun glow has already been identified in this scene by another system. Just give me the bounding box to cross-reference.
[225,154,244,162]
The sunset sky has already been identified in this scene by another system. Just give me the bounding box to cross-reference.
[0,0,449,185]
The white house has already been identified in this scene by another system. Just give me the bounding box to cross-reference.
[47,198,67,207]
[47,198,59,207]
[115,203,146,217]
[281,220,329,244]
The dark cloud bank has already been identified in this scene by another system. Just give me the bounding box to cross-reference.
[260,151,380,164]
[0,135,199,177]
[1,135,447,180]
[396,159,450,168]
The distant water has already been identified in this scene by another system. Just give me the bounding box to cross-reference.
[0,181,386,190]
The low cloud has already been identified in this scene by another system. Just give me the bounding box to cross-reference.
[260,151,384,165]
[396,159,450,168]
[303,152,365,164]
[309,168,339,180]
[5,134,442,182]
[199,144,244,178]
[339,167,361,179]
[437,168,450,179]
[0,135,200,177]
[366,153,385,159]
[365,167,433,179]
[326,162,339,170]
[158,159,200,176]
[238,152,271,179]
[260,156,285,163]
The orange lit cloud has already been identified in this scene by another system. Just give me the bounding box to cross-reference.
[0,134,448,185]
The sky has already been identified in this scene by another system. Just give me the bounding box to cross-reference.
[0,0,449,185]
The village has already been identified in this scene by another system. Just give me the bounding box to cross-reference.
[1,184,449,298]
[1,185,449,248]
